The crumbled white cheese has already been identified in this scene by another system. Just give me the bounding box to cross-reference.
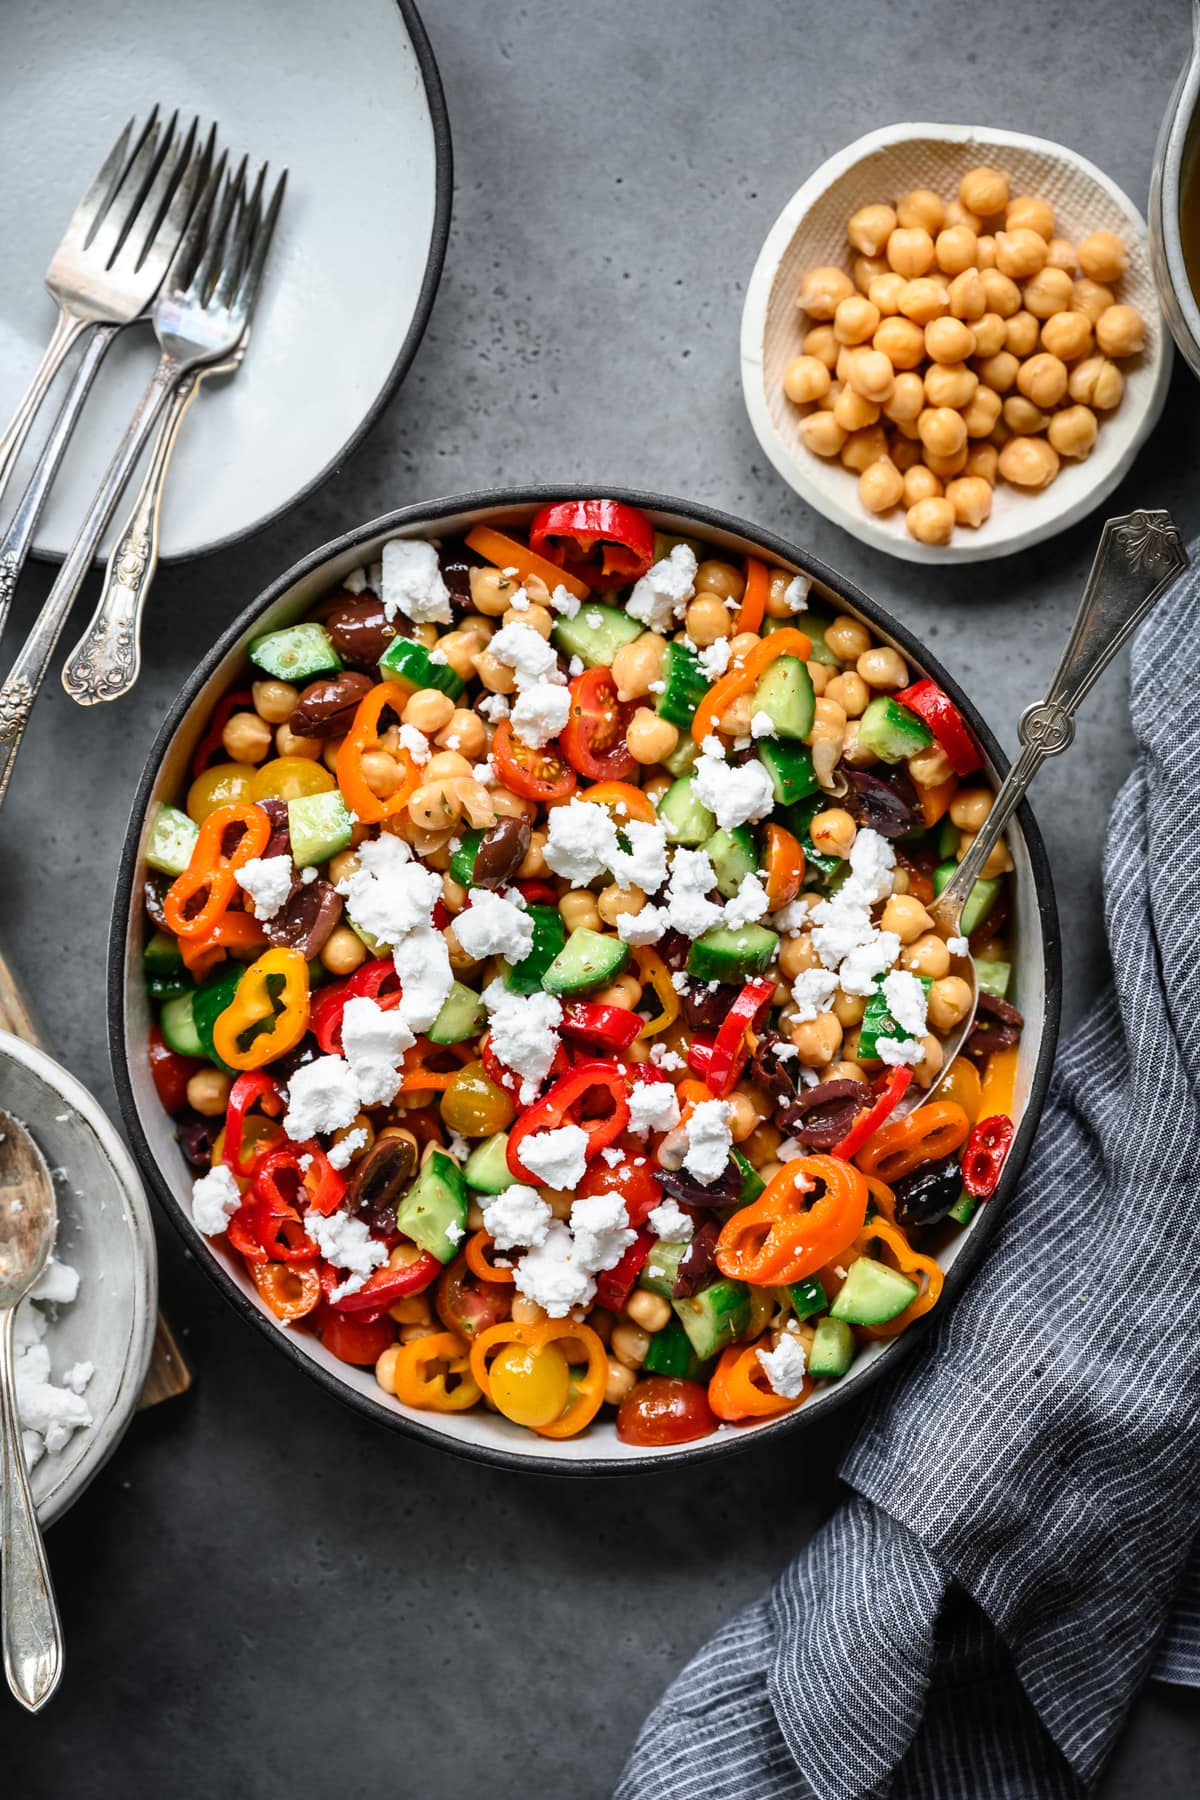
[454,889,534,962]
[757,1325,808,1397]
[511,681,571,748]
[489,620,561,689]
[381,537,452,624]
[790,968,840,1021]
[846,828,896,906]
[646,1198,694,1242]
[479,693,511,722]
[341,994,414,1106]
[783,575,810,613]
[31,1259,80,1305]
[305,1206,388,1300]
[327,1126,369,1170]
[649,1044,686,1071]
[344,566,369,595]
[698,638,732,681]
[336,834,437,945]
[511,1220,595,1316]
[544,796,619,884]
[507,585,531,611]
[236,854,293,921]
[946,935,969,957]
[616,904,666,945]
[839,931,902,998]
[570,1191,635,1273]
[627,544,697,632]
[681,1098,734,1186]
[692,741,775,831]
[550,584,582,619]
[518,1125,590,1190]
[750,710,777,739]
[568,655,585,677]
[662,848,723,939]
[482,1184,553,1251]
[609,819,670,895]
[724,873,770,929]
[627,1081,682,1136]
[391,924,454,1032]
[877,1036,924,1067]
[482,982,564,1102]
[397,723,432,765]
[808,828,901,995]
[191,1163,243,1235]
[16,1276,93,1468]
[882,969,929,1038]
[284,1056,361,1141]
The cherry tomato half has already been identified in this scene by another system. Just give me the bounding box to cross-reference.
[616,1376,718,1446]
[491,718,577,803]
[560,668,637,782]
[148,1026,202,1115]
[578,1147,662,1228]
[762,823,806,911]
[314,1302,395,1366]
[435,1256,513,1340]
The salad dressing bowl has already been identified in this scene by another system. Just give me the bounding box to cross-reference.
[110,489,1060,1472]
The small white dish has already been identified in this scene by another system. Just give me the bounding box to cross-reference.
[0,0,450,562]
[741,122,1172,566]
[0,1033,157,1525]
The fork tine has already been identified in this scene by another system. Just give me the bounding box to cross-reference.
[116,114,199,272]
[135,119,214,285]
[190,157,247,301]
[233,169,287,326]
[87,109,168,265]
[63,116,136,248]
[213,161,266,310]
[166,148,229,292]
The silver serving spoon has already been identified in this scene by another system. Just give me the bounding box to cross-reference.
[0,1111,63,1711]
[897,509,1189,1118]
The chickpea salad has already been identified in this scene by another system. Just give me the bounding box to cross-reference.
[144,500,1024,1447]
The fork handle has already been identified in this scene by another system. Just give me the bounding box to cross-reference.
[0,354,180,812]
[61,371,202,705]
[0,324,121,648]
[0,309,89,508]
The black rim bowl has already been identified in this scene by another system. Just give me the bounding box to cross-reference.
[109,487,1062,1475]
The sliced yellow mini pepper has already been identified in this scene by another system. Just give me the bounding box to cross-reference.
[212,948,311,1070]
[392,1330,482,1412]
[633,946,681,1038]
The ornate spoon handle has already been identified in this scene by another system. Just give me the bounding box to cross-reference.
[0,1306,62,1712]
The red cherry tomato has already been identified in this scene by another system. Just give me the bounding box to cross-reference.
[490,718,577,803]
[148,1026,202,1115]
[435,1256,513,1340]
[560,668,637,782]
[313,1303,395,1366]
[578,1149,662,1227]
[616,1377,718,1446]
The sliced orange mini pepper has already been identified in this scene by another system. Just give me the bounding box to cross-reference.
[212,948,311,1070]
[933,1057,983,1127]
[251,1262,322,1322]
[392,1329,482,1412]
[465,524,591,602]
[336,682,423,825]
[179,910,267,979]
[708,1336,811,1421]
[980,1044,1019,1118]
[716,1154,868,1286]
[464,1229,515,1285]
[163,801,271,939]
[469,1318,608,1439]
[578,781,658,824]
[633,946,680,1038]
[734,556,769,635]
[852,1217,944,1339]
[919,774,958,829]
[854,1101,970,1185]
[691,625,813,744]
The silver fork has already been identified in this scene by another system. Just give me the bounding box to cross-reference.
[0,157,281,803]
[62,169,283,704]
[0,115,210,647]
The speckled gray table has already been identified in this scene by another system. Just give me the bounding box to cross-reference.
[2,0,1197,1791]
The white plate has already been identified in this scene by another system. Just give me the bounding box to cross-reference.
[0,0,450,562]
[741,123,1172,565]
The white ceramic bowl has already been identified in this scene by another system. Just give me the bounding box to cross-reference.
[0,1033,157,1524]
[112,490,1060,1473]
[741,123,1172,565]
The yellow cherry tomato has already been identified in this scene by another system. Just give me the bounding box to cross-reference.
[439,1060,516,1137]
[250,756,335,803]
[488,1340,571,1429]
[186,761,256,824]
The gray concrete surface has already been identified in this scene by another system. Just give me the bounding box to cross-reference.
[2,0,1197,1792]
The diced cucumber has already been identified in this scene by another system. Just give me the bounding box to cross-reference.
[752,655,815,741]
[673,1278,750,1360]
[542,927,628,996]
[858,975,932,1061]
[642,1318,703,1379]
[394,1150,469,1263]
[463,1132,515,1195]
[808,1316,857,1379]
[639,1240,687,1298]
[830,1257,918,1325]
[288,790,354,867]
[933,863,1001,937]
[378,635,465,699]
[191,964,244,1065]
[936,816,961,860]
[657,773,716,847]
[733,1148,765,1204]
[800,610,841,668]
[947,1192,977,1225]
[147,971,194,1002]
[857,696,932,764]
[655,642,708,727]
[686,924,778,983]
[976,958,1011,998]
[551,601,641,668]
[143,928,183,975]
[662,735,700,779]
[704,825,758,899]
[249,622,342,681]
[159,992,203,1058]
[428,980,485,1044]
[146,803,198,877]
[449,828,484,888]
[757,740,819,807]
[787,1275,828,1320]
[503,905,566,994]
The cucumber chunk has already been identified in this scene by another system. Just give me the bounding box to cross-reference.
[642,1318,703,1379]
[542,927,628,996]
[830,1257,918,1325]
[144,928,183,975]
[463,1132,515,1195]
[394,1150,469,1263]
[808,1316,857,1379]
[288,790,354,868]
[191,964,244,1065]
[378,635,465,699]
[449,828,484,889]
[686,923,778,983]
[733,1148,765,1204]
[638,1240,687,1298]
[751,655,815,741]
[947,1192,977,1225]
[159,992,203,1058]
[662,736,700,779]
[655,642,708,727]
[673,1278,750,1360]
[976,958,1011,998]
[551,601,641,668]
[857,696,932,764]
[146,803,198,877]
[933,863,1001,937]
[428,980,485,1044]
[504,905,567,994]
[757,740,819,806]
[657,773,716,846]
[787,1275,828,1320]
[250,622,342,681]
[704,825,758,899]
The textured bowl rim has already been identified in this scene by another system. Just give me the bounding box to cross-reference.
[741,120,1174,566]
[108,485,1062,1476]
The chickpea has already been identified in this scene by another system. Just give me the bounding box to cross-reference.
[1068,355,1124,410]
[874,315,927,371]
[857,648,909,694]
[1018,352,1068,410]
[409,779,465,830]
[684,596,732,647]
[945,198,982,233]
[779,932,819,979]
[833,385,882,432]
[944,475,992,529]
[1078,229,1127,284]
[517,830,550,880]
[718,691,755,736]
[906,496,955,545]
[934,225,979,276]
[950,786,992,831]
[251,678,299,725]
[840,425,889,473]
[823,670,869,716]
[503,601,552,639]
[884,371,926,424]
[468,565,517,614]
[971,311,1007,357]
[799,410,847,457]
[625,707,679,766]
[437,629,481,682]
[222,710,273,764]
[320,925,369,976]
[965,443,1000,485]
[765,572,800,620]
[1047,403,1098,459]
[857,457,904,514]
[902,931,952,978]
[1000,435,1061,489]
[979,268,1022,318]
[809,806,857,858]
[797,265,857,321]
[489,786,535,820]
[274,721,322,761]
[806,658,831,694]
[434,709,484,760]
[828,989,865,1029]
[908,742,955,788]
[1041,310,1093,362]
[328,849,360,887]
[1022,267,1074,321]
[957,832,1013,879]
[903,465,943,507]
[623,1290,672,1338]
[789,1010,844,1067]
[560,889,601,933]
[726,1087,765,1145]
[925,361,977,410]
[441,874,468,913]
[846,201,897,257]
[868,271,908,315]
[1095,304,1145,359]
[896,188,945,234]
[1003,394,1050,435]
[833,294,881,346]
[886,226,935,278]
[974,349,1020,393]
[824,614,871,660]
[474,648,517,693]
[880,893,934,944]
[927,975,974,1035]
[803,323,839,369]
[1004,194,1054,239]
[918,407,967,458]
[603,1355,637,1406]
[784,354,831,405]
[461,610,496,643]
[694,559,745,602]
[896,277,950,326]
[400,687,453,735]
[975,234,997,269]
[425,749,473,780]
[913,1034,944,1089]
[1071,278,1116,325]
[853,254,889,295]
[187,1068,230,1116]
[923,315,974,364]
[1003,310,1040,357]
[924,444,968,481]
[963,386,1002,438]
[959,165,1009,218]
[610,1321,650,1370]
[847,347,896,403]
[611,632,667,703]
[947,268,987,321]
[834,345,857,386]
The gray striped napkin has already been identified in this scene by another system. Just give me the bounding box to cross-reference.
[616,562,1200,1800]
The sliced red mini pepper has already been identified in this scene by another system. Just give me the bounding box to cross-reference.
[529,500,656,586]
[254,1142,347,1223]
[148,1026,202,1116]
[560,1001,642,1052]
[961,1113,1014,1198]
[892,679,982,777]
[594,1229,653,1311]
[480,1031,568,1100]
[329,1253,440,1315]
[222,1072,284,1177]
[506,1060,631,1182]
[832,1066,914,1163]
[310,958,403,1055]
[694,978,775,1098]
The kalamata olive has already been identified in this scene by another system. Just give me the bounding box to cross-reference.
[263,878,343,957]
[657,1162,742,1209]
[678,980,731,1032]
[324,594,402,670]
[966,992,1023,1061]
[842,766,917,838]
[289,671,374,739]
[671,1219,722,1296]
[256,796,290,860]
[347,1132,419,1236]
[178,1114,219,1170]
[438,536,475,606]
[144,873,169,931]
[272,1038,321,1083]
[470,817,532,889]
[891,1155,963,1227]
[749,1029,802,1106]
[780,1079,865,1148]
[655,929,692,973]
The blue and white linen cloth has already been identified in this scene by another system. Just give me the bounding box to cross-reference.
[617,568,1200,1799]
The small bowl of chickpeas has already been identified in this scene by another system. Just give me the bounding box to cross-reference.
[741,123,1171,563]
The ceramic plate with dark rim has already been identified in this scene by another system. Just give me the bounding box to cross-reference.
[109,488,1061,1474]
[0,0,451,562]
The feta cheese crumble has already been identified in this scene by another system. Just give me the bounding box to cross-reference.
[544,796,619,884]
[697,638,732,681]
[341,994,415,1106]
[482,983,564,1102]
[397,723,432,765]
[236,854,293,921]
[191,1163,242,1236]
[569,1191,635,1273]
[489,620,562,689]
[681,1099,734,1186]
[783,575,810,613]
[511,1221,595,1316]
[381,537,452,625]
[790,968,840,1021]
[511,681,571,749]
[327,1126,369,1170]
[692,740,775,831]
[757,1326,808,1398]
[453,889,534,963]
[304,1207,388,1300]
[550,584,582,619]
[336,834,439,945]
[482,1184,553,1251]
[627,543,697,631]
[518,1124,590,1190]
[627,1081,682,1136]
[283,1055,361,1141]
[16,1267,94,1469]
[750,710,777,739]
[646,1198,694,1242]
[882,969,929,1039]
[946,935,969,957]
